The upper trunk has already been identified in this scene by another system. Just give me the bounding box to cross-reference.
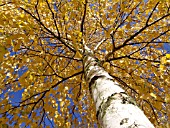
[83,50,154,128]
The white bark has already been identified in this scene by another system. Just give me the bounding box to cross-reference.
[83,51,154,128]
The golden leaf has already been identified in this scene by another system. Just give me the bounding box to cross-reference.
[166,54,170,59]
[161,56,167,64]
[126,23,131,29]
[74,51,82,59]
[165,94,170,103]
[150,93,157,99]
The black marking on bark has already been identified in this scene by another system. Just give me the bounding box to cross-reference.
[96,98,104,120]
[128,122,139,128]
[84,58,92,70]
[120,118,129,125]
[89,75,105,97]
[96,92,125,120]
[96,109,99,120]
[121,94,137,106]
[110,92,137,106]
[89,75,105,87]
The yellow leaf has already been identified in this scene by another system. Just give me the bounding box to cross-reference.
[160,56,167,64]
[166,54,170,59]
[126,23,131,29]
[153,102,162,110]
[103,62,110,70]
[159,64,165,71]
[105,29,112,38]
[65,122,71,127]
[117,31,123,37]
[64,16,69,21]
[74,51,82,59]
[150,93,157,99]
[55,114,58,118]
[0,29,3,33]
[0,124,8,128]
[0,45,8,61]
[20,14,25,18]
[29,74,33,80]
[60,101,64,106]
[140,93,150,100]
[78,32,82,38]
[165,94,170,103]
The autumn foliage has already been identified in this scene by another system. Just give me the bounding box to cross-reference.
[0,0,169,127]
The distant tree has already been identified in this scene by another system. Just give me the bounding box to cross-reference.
[0,0,169,127]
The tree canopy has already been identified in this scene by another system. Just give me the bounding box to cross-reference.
[0,0,169,127]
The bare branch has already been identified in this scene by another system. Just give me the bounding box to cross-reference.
[45,0,60,37]
[126,41,170,46]
[94,38,107,51]
[35,0,41,20]
[50,70,83,89]
[112,13,170,53]
[146,2,160,25]
[80,0,88,34]
[110,74,138,94]
[0,2,12,7]
[112,2,141,36]
[20,7,76,53]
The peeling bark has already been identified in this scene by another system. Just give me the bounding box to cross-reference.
[83,51,154,128]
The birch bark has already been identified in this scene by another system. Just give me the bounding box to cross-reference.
[83,49,154,128]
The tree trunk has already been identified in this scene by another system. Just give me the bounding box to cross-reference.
[83,50,154,128]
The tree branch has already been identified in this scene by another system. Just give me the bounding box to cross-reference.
[20,7,76,53]
[45,0,60,37]
[146,2,159,25]
[80,0,88,34]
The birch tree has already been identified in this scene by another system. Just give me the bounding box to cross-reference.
[0,0,169,127]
